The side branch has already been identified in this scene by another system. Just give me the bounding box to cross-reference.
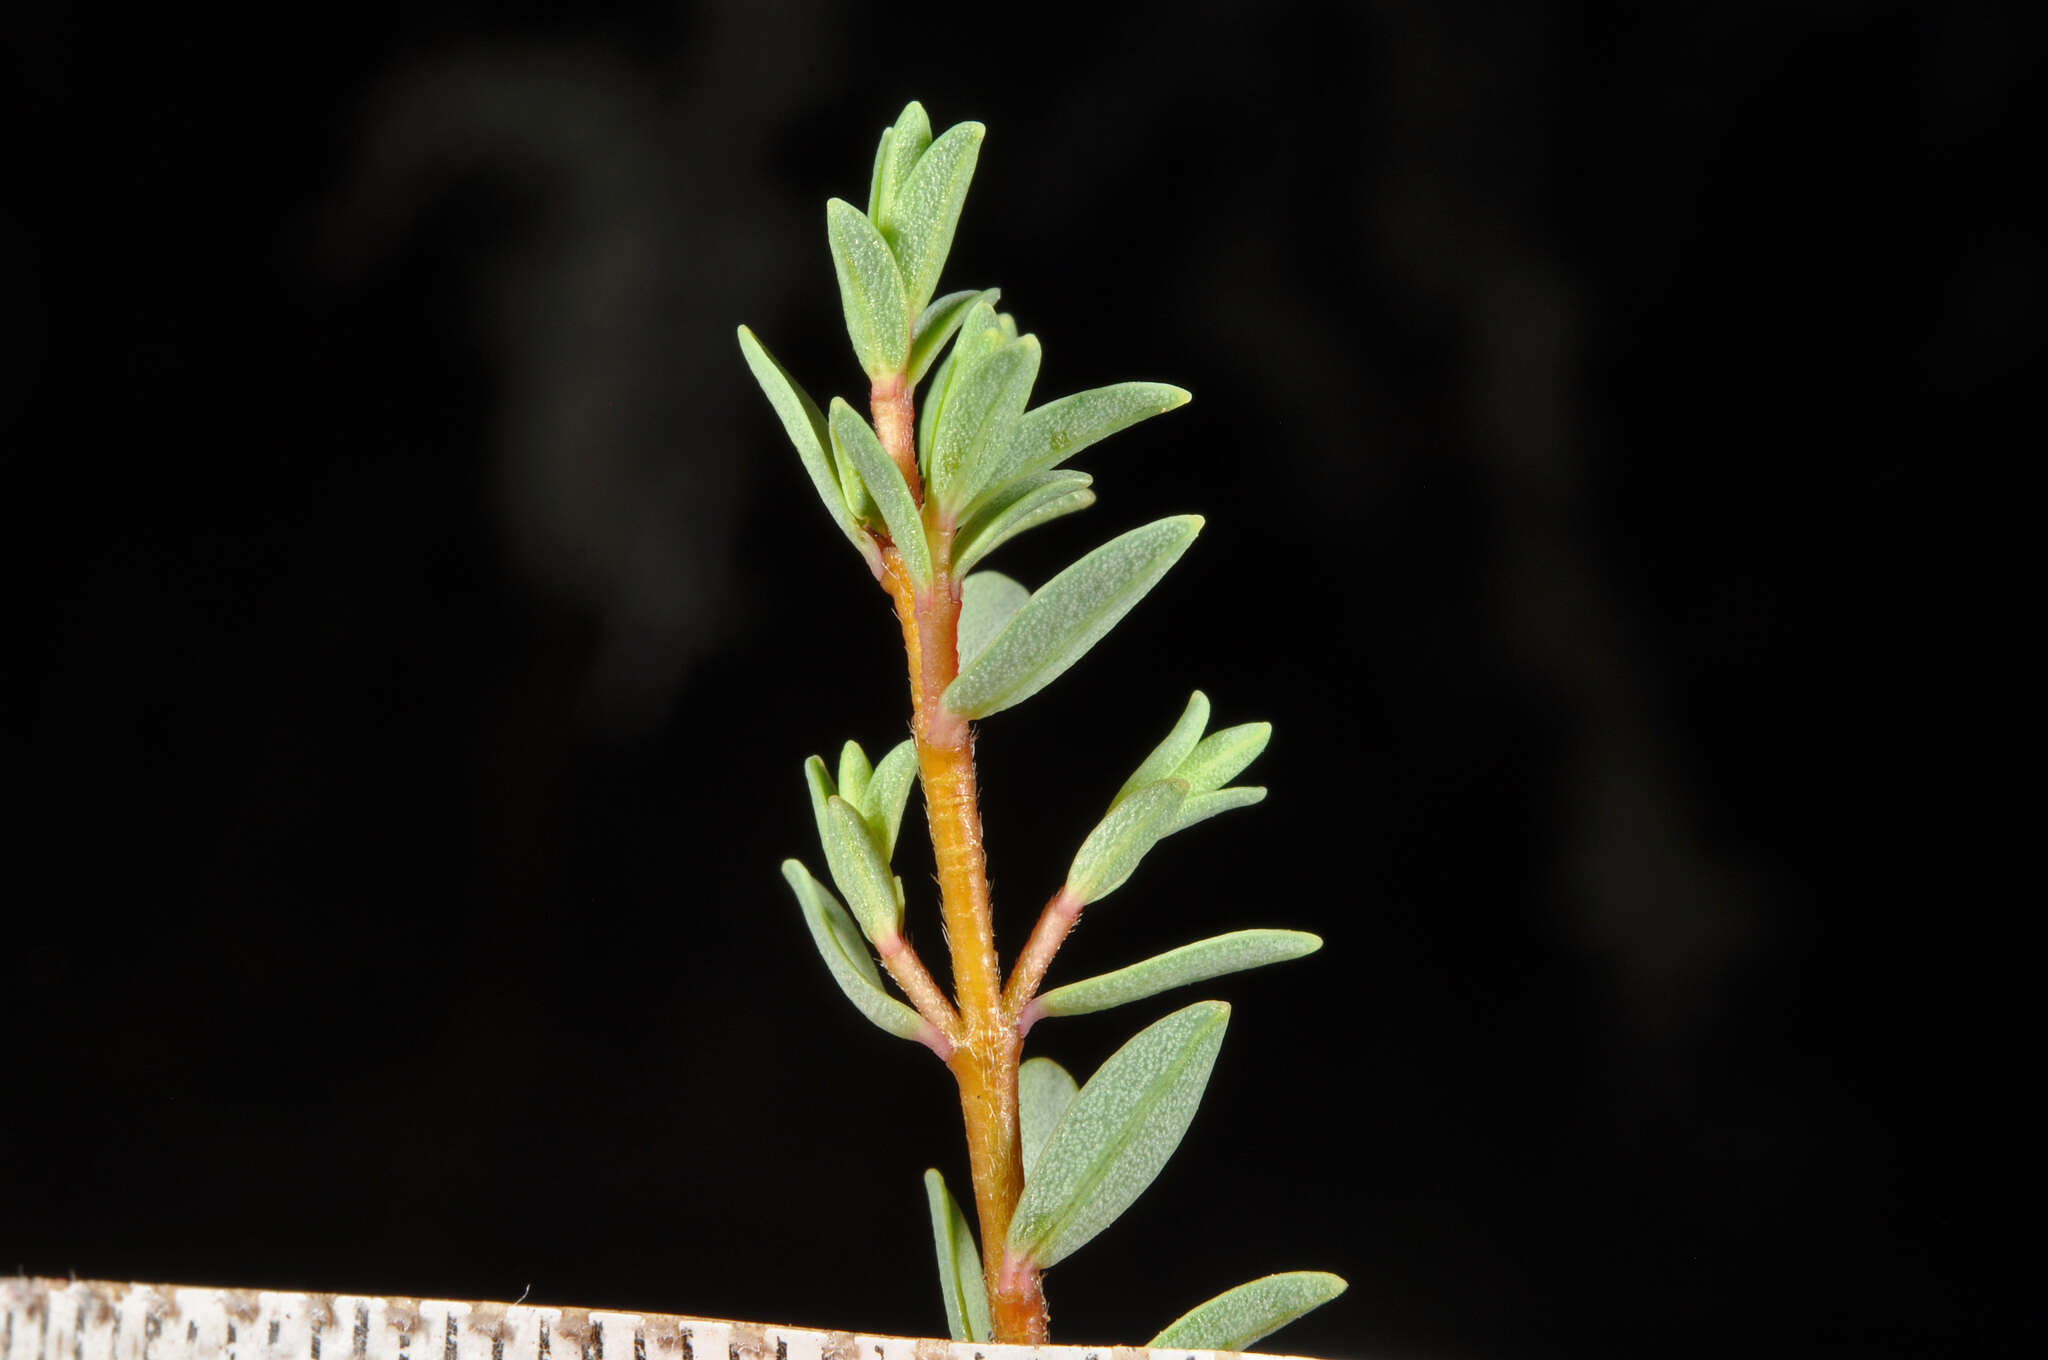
[876,933,963,1047]
[1004,887,1083,1020]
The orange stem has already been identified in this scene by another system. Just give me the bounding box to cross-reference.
[870,371,1047,1343]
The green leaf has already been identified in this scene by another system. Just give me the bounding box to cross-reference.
[882,121,984,314]
[864,738,920,861]
[916,299,1008,468]
[874,103,932,225]
[825,198,911,376]
[827,794,903,944]
[922,1169,991,1344]
[1006,1001,1229,1270]
[830,398,931,586]
[1033,930,1323,1020]
[1111,691,1212,808]
[909,287,998,385]
[865,125,890,223]
[1172,785,1268,834]
[803,753,839,866]
[1065,778,1187,907]
[944,515,1203,719]
[836,740,874,813]
[781,860,927,1044]
[957,571,1030,670]
[1018,1057,1079,1178]
[736,326,879,572]
[1146,1272,1349,1352]
[965,382,1191,519]
[950,469,1095,576]
[1177,722,1273,795]
[929,334,1039,516]
[808,757,891,942]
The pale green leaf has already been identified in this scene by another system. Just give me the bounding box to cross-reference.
[803,754,839,867]
[807,757,879,942]
[965,382,1191,520]
[876,103,932,225]
[950,469,1095,576]
[836,740,873,812]
[1018,1056,1079,1178]
[943,515,1203,719]
[1006,1001,1229,1270]
[1033,930,1323,1020]
[883,121,984,314]
[830,416,878,527]
[830,398,931,586]
[1176,722,1273,795]
[781,859,927,1043]
[923,1169,991,1344]
[865,125,890,222]
[1171,785,1268,834]
[930,335,1039,516]
[1146,1272,1348,1352]
[1111,691,1212,808]
[827,794,903,944]
[916,299,1007,466]
[736,326,878,572]
[957,571,1030,670]
[864,738,919,861]
[910,287,998,385]
[826,198,910,376]
[1065,778,1187,907]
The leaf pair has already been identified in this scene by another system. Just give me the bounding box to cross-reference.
[921,1008,1218,1340]
[736,326,883,575]
[781,860,930,1047]
[918,303,1190,536]
[955,380,1192,529]
[944,516,1203,719]
[1063,691,1272,907]
[835,103,985,376]
[930,1029,1342,1350]
[828,399,931,585]
[1008,1002,1229,1271]
[802,739,919,946]
[917,299,1041,519]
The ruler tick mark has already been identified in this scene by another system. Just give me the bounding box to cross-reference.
[537,1323,549,1360]
[443,1315,457,1360]
[678,1329,691,1360]
[491,1340,502,1360]
[632,1332,644,1360]
[268,1322,281,1347]
[590,1322,602,1360]
[353,1308,367,1360]
[189,1323,199,1344]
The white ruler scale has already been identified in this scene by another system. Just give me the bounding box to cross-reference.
[1,1281,1291,1360]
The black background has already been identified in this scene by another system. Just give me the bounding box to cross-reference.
[2,3,2028,1357]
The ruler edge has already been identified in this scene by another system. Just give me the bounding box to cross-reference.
[0,1280,1327,1360]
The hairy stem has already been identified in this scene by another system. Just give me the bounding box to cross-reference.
[871,373,921,504]
[1004,888,1083,1020]
[873,372,1047,1339]
[875,932,962,1055]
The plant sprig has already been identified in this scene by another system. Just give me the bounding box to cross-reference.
[741,101,1343,1350]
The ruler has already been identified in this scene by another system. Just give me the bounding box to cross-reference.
[0,1281,1285,1360]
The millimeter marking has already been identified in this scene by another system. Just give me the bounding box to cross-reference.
[0,1281,1300,1360]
